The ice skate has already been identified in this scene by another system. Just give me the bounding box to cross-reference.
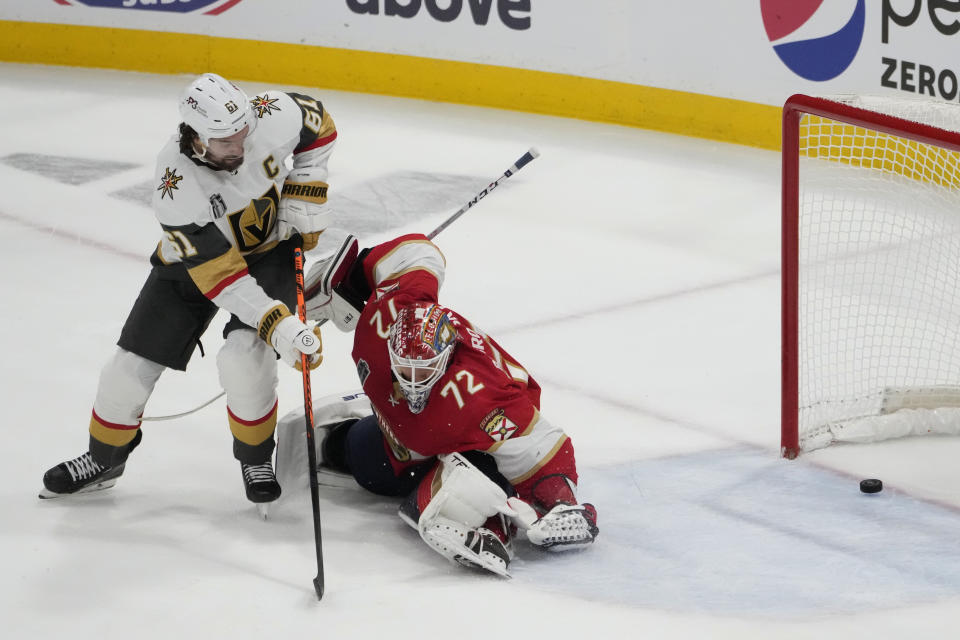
[40,452,126,499]
[40,430,142,499]
[242,460,281,519]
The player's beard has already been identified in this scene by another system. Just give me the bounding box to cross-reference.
[213,155,244,172]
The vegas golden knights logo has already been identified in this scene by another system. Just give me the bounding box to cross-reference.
[226,184,280,252]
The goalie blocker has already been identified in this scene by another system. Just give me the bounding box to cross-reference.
[303,234,368,331]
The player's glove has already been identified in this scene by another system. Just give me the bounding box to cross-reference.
[267,313,323,371]
[304,234,366,331]
[277,167,333,251]
[506,473,599,550]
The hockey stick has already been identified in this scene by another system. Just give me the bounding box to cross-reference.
[426,147,539,240]
[294,242,326,601]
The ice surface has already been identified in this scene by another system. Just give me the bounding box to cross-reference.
[2,64,959,638]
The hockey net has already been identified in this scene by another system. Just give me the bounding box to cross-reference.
[782,94,960,458]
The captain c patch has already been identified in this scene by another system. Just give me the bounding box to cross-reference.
[480,408,518,442]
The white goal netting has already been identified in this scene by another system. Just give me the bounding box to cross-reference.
[796,95,960,451]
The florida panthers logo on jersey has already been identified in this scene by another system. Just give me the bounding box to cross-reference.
[157,167,183,200]
[480,408,519,442]
[226,184,280,252]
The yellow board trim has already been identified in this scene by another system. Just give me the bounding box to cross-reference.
[0,21,782,150]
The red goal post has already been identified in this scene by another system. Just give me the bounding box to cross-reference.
[782,94,960,459]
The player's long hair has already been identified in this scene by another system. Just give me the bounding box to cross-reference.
[178,123,199,157]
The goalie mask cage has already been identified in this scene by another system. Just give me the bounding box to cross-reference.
[782,94,960,458]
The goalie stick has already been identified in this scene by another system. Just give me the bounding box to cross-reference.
[427,147,539,239]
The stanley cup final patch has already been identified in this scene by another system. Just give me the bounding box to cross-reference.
[480,408,518,442]
[356,358,370,385]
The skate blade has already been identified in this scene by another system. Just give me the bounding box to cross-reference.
[38,478,118,500]
[256,502,271,520]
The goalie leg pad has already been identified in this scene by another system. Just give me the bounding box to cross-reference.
[273,390,372,495]
[420,516,511,578]
[417,452,516,531]
[405,453,520,575]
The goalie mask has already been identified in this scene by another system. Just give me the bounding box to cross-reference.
[388,304,458,414]
[178,73,257,145]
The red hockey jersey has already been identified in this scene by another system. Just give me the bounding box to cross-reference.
[350,234,578,500]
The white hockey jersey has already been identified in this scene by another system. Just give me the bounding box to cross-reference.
[148,90,336,332]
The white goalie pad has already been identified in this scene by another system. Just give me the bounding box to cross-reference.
[418,453,516,532]
[419,517,511,578]
[409,453,517,577]
[273,390,371,496]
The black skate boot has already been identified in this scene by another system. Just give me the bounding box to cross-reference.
[242,460,281,519]
[40,431,142,499]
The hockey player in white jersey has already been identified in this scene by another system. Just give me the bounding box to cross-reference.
[40,73,336,510]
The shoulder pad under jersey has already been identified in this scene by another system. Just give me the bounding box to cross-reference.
[247,90,310,152]
[150,136,213,227]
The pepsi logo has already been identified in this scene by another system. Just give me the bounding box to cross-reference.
[762,0,865,81]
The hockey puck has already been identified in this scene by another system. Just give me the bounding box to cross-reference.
[860,478,883,494]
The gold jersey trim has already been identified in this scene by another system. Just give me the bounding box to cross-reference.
[509,434,569,486]
[372,239,446,284]
[187,247,249,297]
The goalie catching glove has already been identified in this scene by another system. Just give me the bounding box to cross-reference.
[506,474,599,550]
[276,166,333,252]
[258,304,323,371]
